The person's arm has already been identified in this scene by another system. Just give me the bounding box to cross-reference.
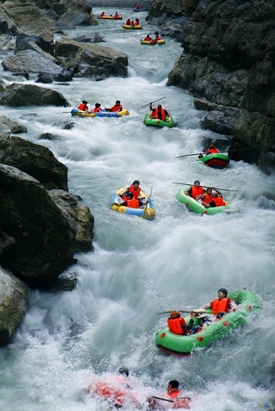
[212,187,222,196]
[149,102,153,111]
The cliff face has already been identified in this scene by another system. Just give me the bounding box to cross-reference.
[147,0,275,171]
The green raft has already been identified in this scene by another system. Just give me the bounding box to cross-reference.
[198,153,230,169]
[155,289,260,355]
[176,185,230,215]
[143,113,175,128]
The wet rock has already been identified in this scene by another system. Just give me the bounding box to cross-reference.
[0,83,70,107]
[0,266,29,346]
[0,116,27,133]
[0,136,68,190]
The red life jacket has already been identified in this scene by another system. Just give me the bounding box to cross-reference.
[111,104,123,112]
[155,35,161,41]
[128,185,141,199]
[78,103,88,111]
[212,196,226,207]
[211,298,230,315]
[151,107,167,120]
[126,19,131,25]
[135,21,139,25]
[126,199,139,208]
[144,36,151,41]
[167,317,186,335]
[203,193,213,204]
[206,148,219,154]
[93,107,101,112]
[190,186,204,198]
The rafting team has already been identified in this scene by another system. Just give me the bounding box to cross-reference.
[78,100,123,113]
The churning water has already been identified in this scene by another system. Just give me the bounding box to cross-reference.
[0,7,275,411]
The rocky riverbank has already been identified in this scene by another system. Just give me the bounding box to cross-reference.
[146,0,275,172]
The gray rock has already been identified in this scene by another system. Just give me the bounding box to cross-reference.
[0,83,70,107]
[0,135,68,190]
[0,116,27,133]
[0,266,29,346]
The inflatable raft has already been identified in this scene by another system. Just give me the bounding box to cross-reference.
[141,39,165,45]
[133,7,146,11]
[109,187,155,219]
[176,185,230,215]
[122,24,142,29]
[71,108,129,118]
[198,153,230,169]
[143,113,175,128]
[98,15,122,20]
[155,289,260,355]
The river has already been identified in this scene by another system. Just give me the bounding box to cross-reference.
[0,6,275,411]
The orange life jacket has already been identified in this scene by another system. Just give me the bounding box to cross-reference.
[212,196,226,207]
[190,186,204,198]
[211,298,230,315]
[126,199,139,208]
[111,104,123,112]
[167,317,186,335]
[151,107,167,120]
[78,103,88,111]
[168,390,180,398]
[206,148,219,154]
[128,185,141,199]
[203,193,213,204]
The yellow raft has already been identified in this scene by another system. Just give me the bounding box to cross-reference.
[109,188,155,219]
[122,24,142,30]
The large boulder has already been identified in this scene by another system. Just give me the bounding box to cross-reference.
[0,136,68,190]
[55,36,128,79]
[0,116,27,133]
[2,49,72,80]
[0,83,69,106]
[0,266,28,346]
[0,164,76,288]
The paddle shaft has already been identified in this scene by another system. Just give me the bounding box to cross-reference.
[156,309,205,315]
[176,147,250,158]
[141,96,165,108]
[152,396,173,403]
[172,182,238,192]
[143,185,153,215]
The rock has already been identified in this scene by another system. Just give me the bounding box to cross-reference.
[51,270,77,292]
[55,36,128,79]
[0,116,27,133]
[2,49,72,80]
[48,189,94,253]
[0,266,29,346]
[73,33,105,43]
[0,136,68,190]
[0,83,70,107]
[0,163,75,289]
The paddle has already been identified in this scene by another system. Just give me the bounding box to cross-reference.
[156,308,206,315]
[152,396,192,402]
[143,185,153,217]
[175,152,202,158]
[172,182,238,192]
[141,96,165,108]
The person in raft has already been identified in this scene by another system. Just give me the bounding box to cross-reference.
[122,180,145,199]
[105,100,123,112]
[197,187,226,208]
[143,34,153,41]
[135,18,140,25]
[198,143,219,158]
[116,191,148,208]
[167,311,195,336]
[100,11,105,17]
[154,31,162,41]
[202,288,237,319]
[78,100,90,111]
[147,380,191,410]
[93,103,104,113]
[185,180,205,199]
[149,103,169,120]
[126,18,131,25]
[114,12,120,18]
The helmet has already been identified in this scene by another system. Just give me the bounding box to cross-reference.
[125,191,133,198]
[83,100,88,104]
[218,288,228,297]
[133,180,140,185]
[118,367,129,377]
[95,103,101,107]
